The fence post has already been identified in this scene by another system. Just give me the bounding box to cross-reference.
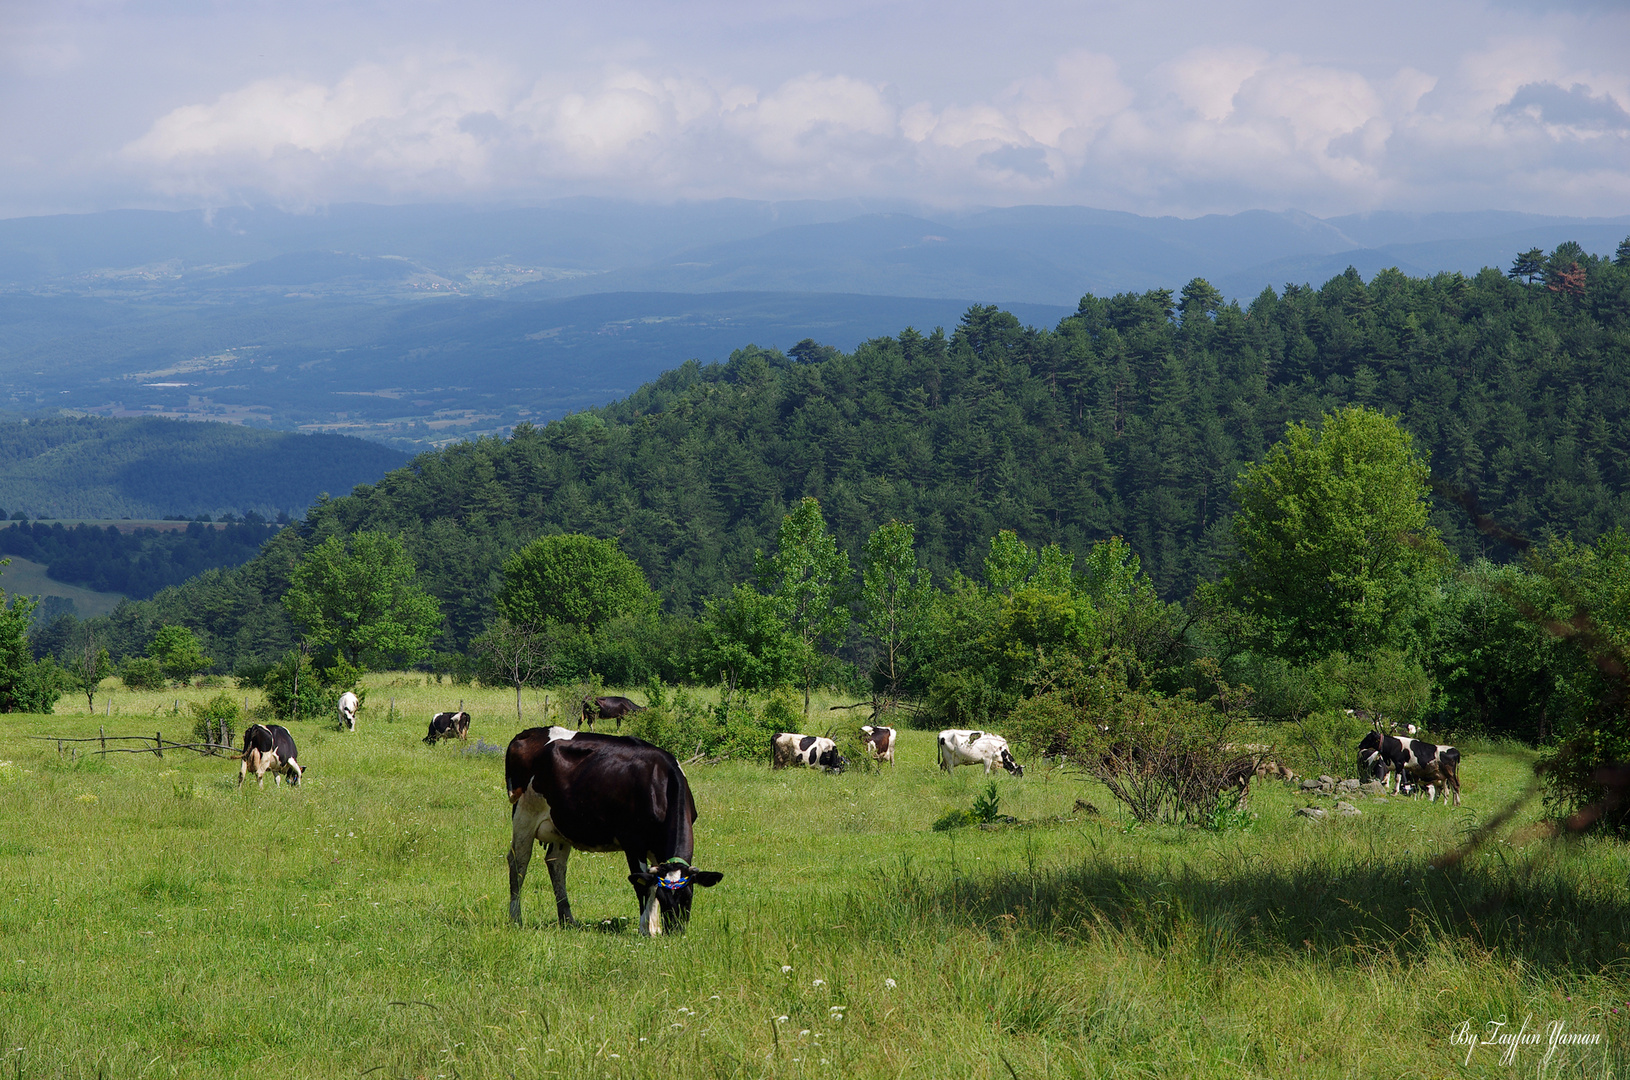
[155,731,163,759]
[100,726,106,751]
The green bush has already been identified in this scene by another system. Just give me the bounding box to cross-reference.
[121,656,165,691]
[625,688,792,763]
[248,652,363,724]
[189,692,241,752]
[1283,709,1375,778]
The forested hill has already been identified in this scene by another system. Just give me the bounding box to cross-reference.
[0,415,409,520]
[115,243,1630,668]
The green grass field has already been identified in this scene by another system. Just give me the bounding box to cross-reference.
[3,677,1628,1078]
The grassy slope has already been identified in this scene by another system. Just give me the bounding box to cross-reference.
[0,553,125,617]
[1,678,1627,1078]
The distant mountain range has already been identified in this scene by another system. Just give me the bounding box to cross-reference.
[0,199,1623,448]
[3,200,1625,305]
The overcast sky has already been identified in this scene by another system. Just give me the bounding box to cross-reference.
[2,0,1626,220]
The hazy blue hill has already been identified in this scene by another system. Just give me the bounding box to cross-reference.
[0,415,409,519]
[0,291,1072,448]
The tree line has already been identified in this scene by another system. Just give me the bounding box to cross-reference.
[7,240,1630,822]
[0,518,279,600]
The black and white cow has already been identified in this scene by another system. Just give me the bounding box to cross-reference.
[937,730,1023,776]
[1399,737,1462,805]
[859,724,896,764]
[505,729,722,934]
[771,732,847,772]
[424,710,472,744]
[238,723,303,788]
[581,696,646,732]
[337,691,358,731]
[1357,730,1462,805]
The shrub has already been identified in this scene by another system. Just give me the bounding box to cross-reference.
[1283,708,1374,778]
[189,693,241,753]
[1012,652,1257,827]
[121,656,165,691]
[250,652,363,724]
[625,688,791,763]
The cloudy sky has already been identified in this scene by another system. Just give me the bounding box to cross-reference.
[2,0,1627,220]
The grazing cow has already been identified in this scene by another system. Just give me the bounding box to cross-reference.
[937,730,1023,776]
[581,695,646,732]
[1357,730,1462,805]
[238,723,303,788]
[859,724,896,764]
[337,691,358,731]
[1399,737,1463,806]
[771,733,847,772]
[505,730,722,934]
[1357,729,1409,790]
[424,710,472,745]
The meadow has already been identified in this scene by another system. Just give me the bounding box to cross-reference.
[2,676,1628,1078]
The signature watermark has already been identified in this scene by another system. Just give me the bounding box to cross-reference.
[1451,1015,1603,1068]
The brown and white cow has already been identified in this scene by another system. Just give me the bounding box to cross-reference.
[581,695,646,732]
[505,729,722,935]
[771,733,847,772]
[424,710,472,744]
[238,723,304,788]
[859,724,896,764]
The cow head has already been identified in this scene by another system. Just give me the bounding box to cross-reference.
[999,747,1024,777]
[628,859,724,934]
[817,746,848,773]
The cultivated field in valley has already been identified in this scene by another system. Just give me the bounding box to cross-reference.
[2,676,1628,1078]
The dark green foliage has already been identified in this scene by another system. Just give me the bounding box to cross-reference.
[0,573,59,714]
[497,533,654,631]
[0,414,406,520]
[243,651,356,724]
[1528,530,1630,828]
[624,685,798,763]
[283,531,441,670]
[188,692,240,750]
[1219,406,1447,661]
[72,248,1630,685]
[0,519,277,600]
[147,624,210,686]
[120,656,164,690]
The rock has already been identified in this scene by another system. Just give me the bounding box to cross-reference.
[1296,806,1328,820]
[1301,779,1323,791]
[1334,801,1361,816]
[1337,778,1360,792]
[1359,780,1386,796]
[1318,774,1335,787]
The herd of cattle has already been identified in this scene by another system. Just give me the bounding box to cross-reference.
[230,695,1463,935]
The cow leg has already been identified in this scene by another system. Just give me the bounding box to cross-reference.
[508,806,542,926]
[544,843,577,927]
[237,757,248,787]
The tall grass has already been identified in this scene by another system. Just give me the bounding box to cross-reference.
[0,680,1625,1077]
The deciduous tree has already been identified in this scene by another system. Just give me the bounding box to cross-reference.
[1221,406,1447,661]
[759,497,851,713]
[283,531,441,669]
[497,534,654,632]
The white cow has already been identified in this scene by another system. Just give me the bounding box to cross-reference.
[338,691,358,731]
[937,730,1023,776]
